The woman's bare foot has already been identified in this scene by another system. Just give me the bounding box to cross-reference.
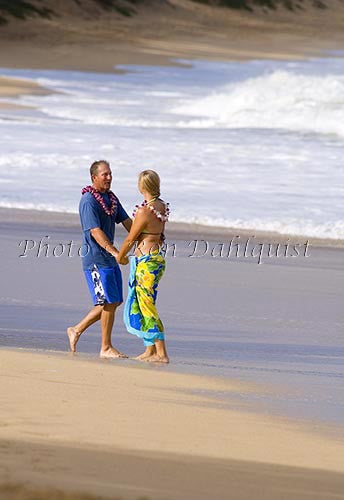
[152,340,169,363]
[100,347,128,359]
[67,327,81,353]
[146,355,169,364]
[134,346,156,361]
[135,352,153,361]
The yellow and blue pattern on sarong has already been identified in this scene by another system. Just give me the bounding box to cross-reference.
[124,251,166,346]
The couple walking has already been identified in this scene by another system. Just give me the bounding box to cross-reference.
[67,160,169,363]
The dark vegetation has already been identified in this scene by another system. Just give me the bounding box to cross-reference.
[193,0,326,11]
[0,0,141,25]
[0,0,329,26]
[0,0,53,25]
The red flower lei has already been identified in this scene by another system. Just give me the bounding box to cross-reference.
[81,185,118,216]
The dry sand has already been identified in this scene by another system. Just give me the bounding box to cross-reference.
[1,0,344,73]
[0,77,50,97]
[1,349,344,500]
[0,76,51,109]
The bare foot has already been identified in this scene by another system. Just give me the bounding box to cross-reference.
[146,355,170,364]
[67,327,81,353]
[134,347,156,361]
[134,353,155,362]
[134,352,150,361]
[100,347,128,359]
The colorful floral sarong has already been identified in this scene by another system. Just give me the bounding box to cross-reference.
[124,251,166,346]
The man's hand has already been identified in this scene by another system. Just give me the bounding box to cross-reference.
[115,254,129,265]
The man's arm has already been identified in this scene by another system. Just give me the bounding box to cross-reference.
[121,217,132,233]
[90,227,119,257]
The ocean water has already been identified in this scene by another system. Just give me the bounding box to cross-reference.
[1,57,344,238]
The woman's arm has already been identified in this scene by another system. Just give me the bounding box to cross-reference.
[116,208,148,264]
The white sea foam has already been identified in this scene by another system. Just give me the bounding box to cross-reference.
[0,59,343,239]
[173,70,344,136]
[170,214,344,240]
[16,69,344,136]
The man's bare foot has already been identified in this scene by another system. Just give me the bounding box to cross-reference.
[100,347,128,359]
[146,355,169,364]
[67,327,81,353]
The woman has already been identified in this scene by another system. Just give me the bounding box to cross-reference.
[116,170,170,363]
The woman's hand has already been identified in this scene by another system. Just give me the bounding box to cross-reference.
[115,254,129,265]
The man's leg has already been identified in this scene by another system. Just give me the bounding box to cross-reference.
[67,305,102,353]
[99,302,127,358]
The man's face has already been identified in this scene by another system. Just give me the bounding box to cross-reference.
[92,163,112,192]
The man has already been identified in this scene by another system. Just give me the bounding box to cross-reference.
[67,160,132,358]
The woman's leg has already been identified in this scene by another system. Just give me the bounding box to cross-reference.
[147,339,169,363]
[133,255,167,362]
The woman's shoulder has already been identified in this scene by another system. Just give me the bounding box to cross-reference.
[148,199,170,221]
[135,205,151,217]
[133,198,169,222]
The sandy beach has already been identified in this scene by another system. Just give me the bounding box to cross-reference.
[1,349,344,500]
[1,0,344,74]
[1,1,344,497]
[0,76,51,109]
[1,208,344,498]
[2,0,344,114]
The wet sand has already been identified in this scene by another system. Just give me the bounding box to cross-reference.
[1,349,344,500]
[0,76,52,109]
[1,208,344,498]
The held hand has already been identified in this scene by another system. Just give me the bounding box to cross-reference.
[120,255,129,265]
[115,253,129,265]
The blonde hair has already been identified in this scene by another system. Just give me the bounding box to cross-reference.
[138,170,161,198]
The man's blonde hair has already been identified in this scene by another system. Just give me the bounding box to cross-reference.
[138,170,160,197]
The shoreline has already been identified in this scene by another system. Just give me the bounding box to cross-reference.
[2,345,344,440]
[1,207,343,249]
[0,348,344,500]
[3,344,344,437]
[0,75,53,109]
[2,201,344,499]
